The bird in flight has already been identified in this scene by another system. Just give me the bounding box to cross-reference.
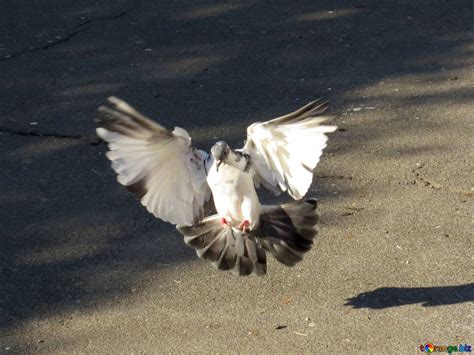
[96,97,337,276]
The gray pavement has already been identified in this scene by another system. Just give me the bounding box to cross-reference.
[1,0,473,353]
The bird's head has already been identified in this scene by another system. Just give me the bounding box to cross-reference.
[211,141,230,171]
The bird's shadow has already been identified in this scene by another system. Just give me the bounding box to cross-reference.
[345,283,474,309]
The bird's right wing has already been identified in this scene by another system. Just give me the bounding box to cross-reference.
[242,100,337,200]
[96,97,211,226]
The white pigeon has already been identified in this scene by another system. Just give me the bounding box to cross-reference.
[96,97,337,276]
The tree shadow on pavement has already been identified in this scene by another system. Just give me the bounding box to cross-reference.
[1,0,473,337]
[0,136,197,331]
[345,283,474,309]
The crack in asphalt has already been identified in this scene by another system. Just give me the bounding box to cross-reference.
[76,9,130,27]
[411,164,472,197]
[0,9,131,61]
[1,29,86,61]
[0,127,101,145]
[412,163,442,189]
[0,127,82,139]
[411,164,474,197]
[315,174,354,180]
[315,168,472,197]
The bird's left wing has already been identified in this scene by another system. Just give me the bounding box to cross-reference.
[96,97,211,226]
[242,99,337,200]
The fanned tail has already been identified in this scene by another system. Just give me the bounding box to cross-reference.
[176,199,319,276]
[177,216,267,276]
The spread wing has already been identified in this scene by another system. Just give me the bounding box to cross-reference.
[96,97,211,226]
[243,99,337,200]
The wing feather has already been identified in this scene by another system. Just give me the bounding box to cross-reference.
[243,100,337,200]
[96,97,211,226]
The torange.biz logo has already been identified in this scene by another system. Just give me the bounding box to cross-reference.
[420,343,472,353]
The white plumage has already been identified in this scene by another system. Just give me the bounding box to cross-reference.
[96,97,337,275]
[206,158,262,230]
[244,110,337,199]
[96,97,210,226]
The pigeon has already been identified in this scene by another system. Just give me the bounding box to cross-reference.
[96,97,337,276]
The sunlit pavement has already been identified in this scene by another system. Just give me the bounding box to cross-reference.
[1,1,472,353]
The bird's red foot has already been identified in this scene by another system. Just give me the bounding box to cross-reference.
[236,220,250,232]
[220,217,230,227]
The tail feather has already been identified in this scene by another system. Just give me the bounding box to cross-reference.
[177,216,267,276]
[176,199,319,275]
[256,198,319,267]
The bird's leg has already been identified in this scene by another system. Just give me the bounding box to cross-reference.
[238,196,253,232]
[236,220,250,232]
[220,217,230,227]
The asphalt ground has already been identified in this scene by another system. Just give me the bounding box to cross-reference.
[1,0,473,353]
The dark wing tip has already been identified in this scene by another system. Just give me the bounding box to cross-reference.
[267,98,330,125]
[125,178,148,199]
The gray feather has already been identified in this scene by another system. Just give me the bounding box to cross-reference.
[253,199,319,267]
[176,199,319,275]
[265,99,329,126]
[96,96,173,141]
[177,215,267,276]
